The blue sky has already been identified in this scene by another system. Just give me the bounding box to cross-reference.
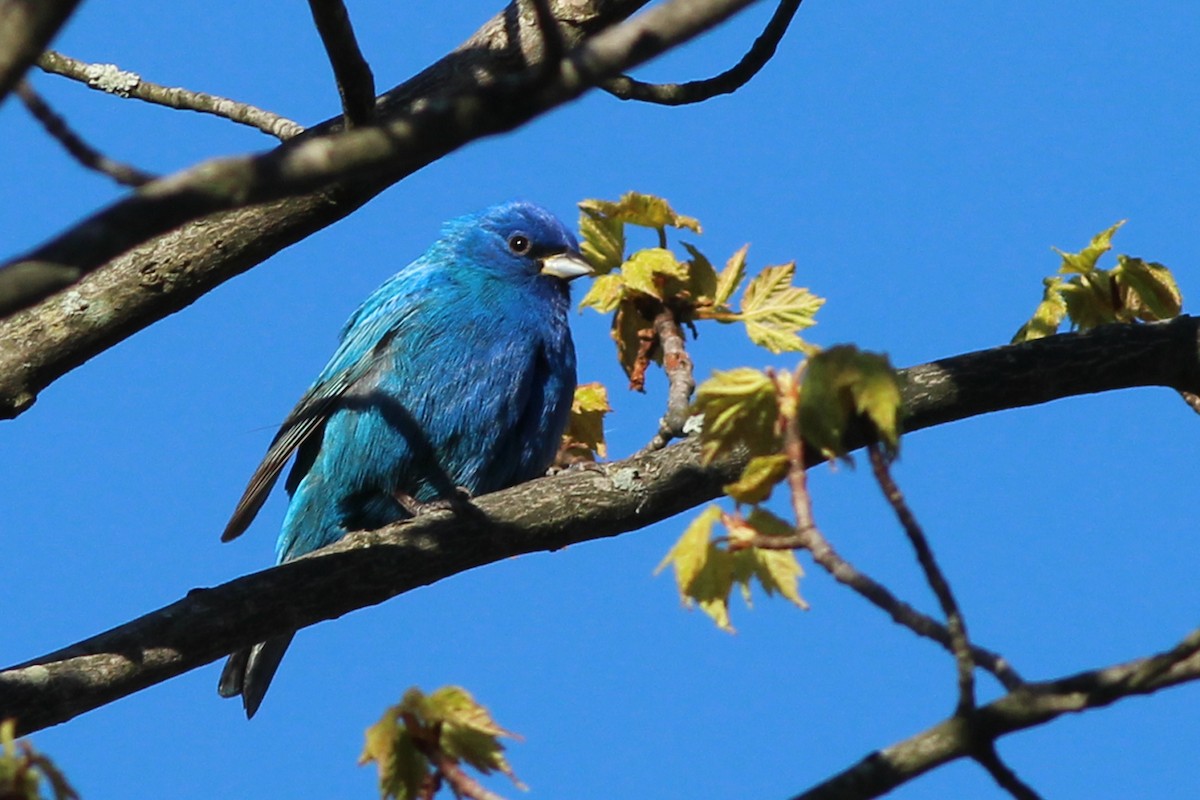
[3,1,1199,797]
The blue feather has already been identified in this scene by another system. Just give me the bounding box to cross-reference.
[218,202,591,717]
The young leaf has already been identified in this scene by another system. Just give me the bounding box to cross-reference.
[613,301,656,389]
[0,719,79,800]
[1113,255,1183,322]
[799,346,903,461]
[429,687,524,786]
[580,191,701,233]
[723,453,790,504]
[736,262,824,353]
[656,506,738,630]
[715,244,749,307]
[360,707,427,800]
[656,504,722,594]
[578,272,625,314]
[620,247,688,300]
[1054,220,1124,274]
[692,368,780,463]
[559,382,611,462]
[578,208,625,274]
[1013,277,1068,342]
[680,242,719,305]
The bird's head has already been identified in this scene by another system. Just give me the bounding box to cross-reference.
[449,201,594,286]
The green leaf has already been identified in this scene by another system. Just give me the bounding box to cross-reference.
[360,707,428,800]
[750,546,807,609]
[578,207,625,274]
[692,368,780,463]
[0,719,79,800]
[1054,220,1124,275]
[1060,272,1117,331]
[735,262,824,353]
[1012,277,1068,342]
[429,687,524,785]
[656,505,739,631]
[580,191,701,233]
[577,272,625,314]
[799,346,903,461]
[1113,255,1183,322]
[620,247,688,300]
[655,504,721,591]
[715,244,748,307]
[723,454,789,504]
[560,382,612,461]
[681,242,719,305]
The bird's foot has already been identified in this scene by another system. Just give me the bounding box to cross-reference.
[546,459,606,477]
[394,486,474,517]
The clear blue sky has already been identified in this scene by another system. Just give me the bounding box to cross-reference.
[3,1,1199,797]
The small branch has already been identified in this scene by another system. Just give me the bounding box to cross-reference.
[306,0,376,127]
[602,0,802,105]
[773,396,1021,689]
[793,626,1200,800]
[869,444,976,713]
[0,0,83,105]
[640,305,696,451]
[36,51,305,141]
[973,742,1044,800]
[15,81,156,187]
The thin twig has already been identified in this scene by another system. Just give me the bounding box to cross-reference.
[771,380,1023,689]
[973,742,1045,800]
[640,305,696,452]
[37,50,304,140]
[603,0,802,105]
[306,0,376,127]
[15,80,156,187]
[869,445,976,713]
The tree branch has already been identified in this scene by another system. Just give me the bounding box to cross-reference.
[3,319,1199,733]
[0,0,82,105]
[15,80,157,187]
[602,0,802,105]
[36,50,305,141]
[792,626,1200,800]
[0,0,757,418]
[869,445,976,712]
[306,0,376,127]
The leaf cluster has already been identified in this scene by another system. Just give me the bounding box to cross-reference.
[1014,221,1183,342]
[577,191,824,389]
[661,347,903,631]
[0,720,78,800]
[360,687,523,800]
[655,505,807,632]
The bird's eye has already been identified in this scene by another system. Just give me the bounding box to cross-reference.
[508,234,531,255]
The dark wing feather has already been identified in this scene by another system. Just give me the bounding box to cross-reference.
[220,370,359,542]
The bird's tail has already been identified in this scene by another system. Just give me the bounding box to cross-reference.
[217,632,296,718]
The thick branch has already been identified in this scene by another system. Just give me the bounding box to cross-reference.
[0,0,82,105]
[602,0,802,105]
[0,0,758,417]
[36,50,305,140]
[3,319,1199,733]
[793,627,1200,800]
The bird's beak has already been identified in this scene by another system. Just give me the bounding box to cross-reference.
[540,251,594,281]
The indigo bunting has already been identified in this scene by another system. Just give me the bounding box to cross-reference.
[217,202,592,717]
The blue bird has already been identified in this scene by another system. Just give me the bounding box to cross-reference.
[217,202,592,717]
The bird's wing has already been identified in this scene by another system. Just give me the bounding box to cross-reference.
[220,284,415,543]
